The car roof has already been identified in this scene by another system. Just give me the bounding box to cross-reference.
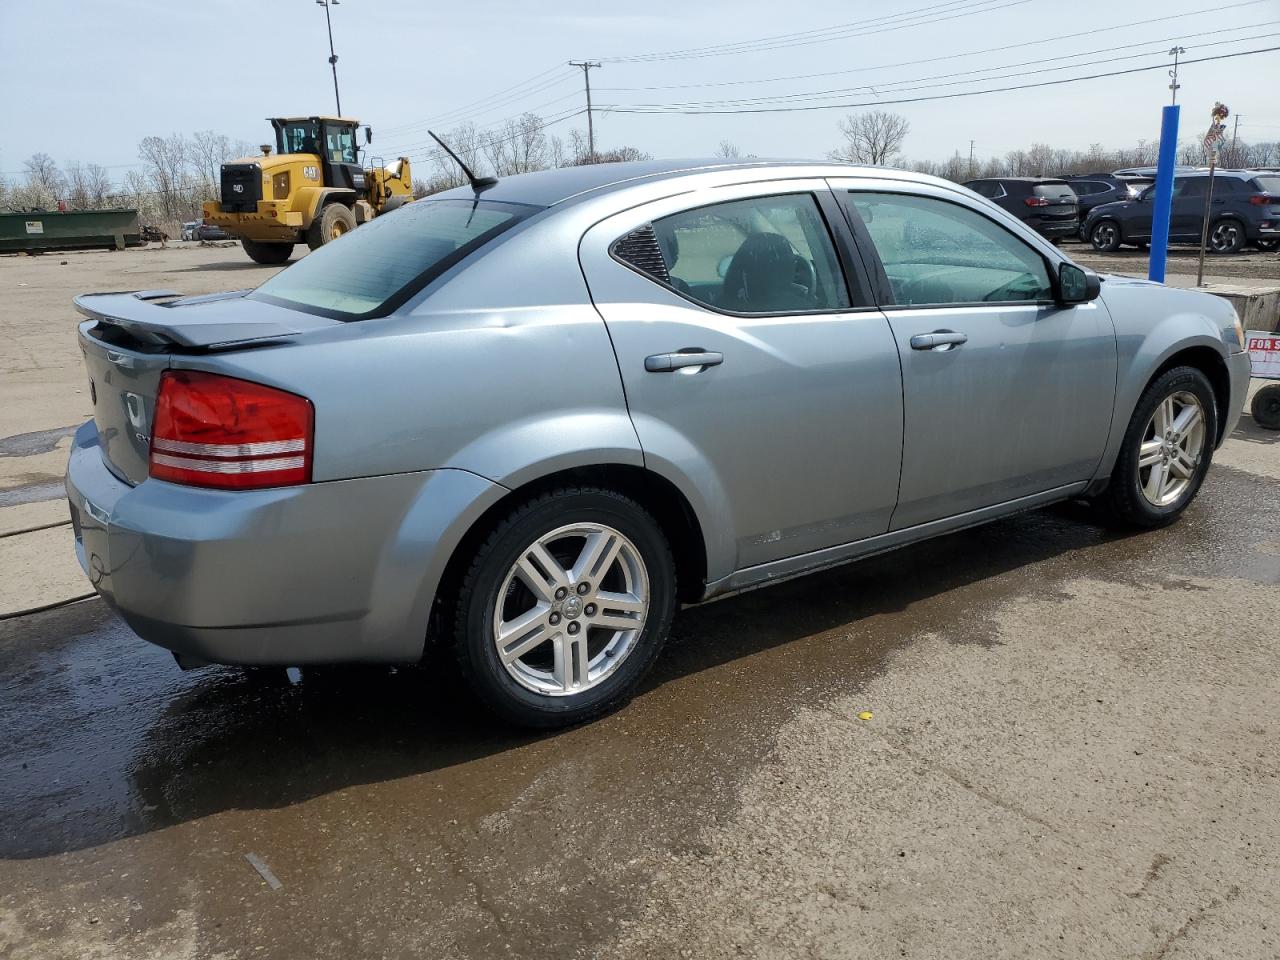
[429,158,863,207]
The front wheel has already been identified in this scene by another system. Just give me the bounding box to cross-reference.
[450,487,676,729]
[240,238,294,265]
[306,203,357,249]
[1090,220,1122,252]
[1096,366,1217,528]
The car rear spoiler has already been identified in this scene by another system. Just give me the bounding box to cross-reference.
[73,290,305,350]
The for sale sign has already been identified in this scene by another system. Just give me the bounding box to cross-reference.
[1247,333,1280,379]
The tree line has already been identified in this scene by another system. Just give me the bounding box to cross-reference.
[4,110,1276,236]
[828,110,1280,181]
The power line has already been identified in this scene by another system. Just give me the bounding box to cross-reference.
[603,0,1025,62]
[599,46,1280,115]
[596,1,1270,92]
[611,32,1280,111]
[379,64,573,136]
[375,93,585,158]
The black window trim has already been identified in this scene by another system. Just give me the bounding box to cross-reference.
[249,197,544,322]
[607,188,878,320]
[835,187,1061,311]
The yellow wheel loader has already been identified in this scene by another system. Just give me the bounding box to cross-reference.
[202,116,413,264]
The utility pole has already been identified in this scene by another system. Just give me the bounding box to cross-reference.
[317,0,342,116]
[1230,114,1241,167]
[569,61,602,159]
[968,140,975,179]
[1168,46,1186,105]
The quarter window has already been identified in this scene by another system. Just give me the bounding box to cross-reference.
[844,191,1053,306]
[614,193,851,314]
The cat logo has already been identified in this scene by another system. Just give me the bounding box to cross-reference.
[303,165,319,180]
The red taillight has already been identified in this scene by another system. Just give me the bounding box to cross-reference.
[1249,193,1274,206]
[1025,196,1051,207]
[149,370,313,490]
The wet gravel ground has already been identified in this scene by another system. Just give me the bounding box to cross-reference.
[1,423,1277,958]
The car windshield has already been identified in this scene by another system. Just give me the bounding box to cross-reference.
[250,199,537,319]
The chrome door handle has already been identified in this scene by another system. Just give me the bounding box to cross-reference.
[645,350,724,372]
[909,331,968,351]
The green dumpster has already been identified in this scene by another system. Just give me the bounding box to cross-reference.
[0,209,142,253]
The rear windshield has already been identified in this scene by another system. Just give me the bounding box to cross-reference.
[1252,176,1280,195]
[251,198,537,319]
[1033,181,1075,199]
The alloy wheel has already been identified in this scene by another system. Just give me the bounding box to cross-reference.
[1209,221,1240,253]
[493,523,649,696]
[1137,391,1206,507]
[1092,222,1118,250]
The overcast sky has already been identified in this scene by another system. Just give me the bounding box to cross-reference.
[2,0,1278,180]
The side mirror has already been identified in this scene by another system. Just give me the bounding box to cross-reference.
[1058,262,1101,304]
[365,125,373,144]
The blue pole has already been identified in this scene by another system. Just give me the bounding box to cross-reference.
[1148,105,1180,283]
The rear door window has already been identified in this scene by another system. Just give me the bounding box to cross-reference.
[1033,181,1076,200]
[843,191,1053,306]
[613,193,852,314]
[250,198,537,319]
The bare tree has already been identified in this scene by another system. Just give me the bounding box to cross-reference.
[716,140,743,159]
[830,111,910,166]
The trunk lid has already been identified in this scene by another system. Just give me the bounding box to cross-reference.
[75,290,335,485]
[1033,180,1079,220]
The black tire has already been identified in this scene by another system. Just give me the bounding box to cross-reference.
[1252,383,1280,430]
[450,487,676,729]
[1090,219,1122,252]
[1253,239,1278,253]
[1096,366,1217,528]
[306,203,357,250]
[240,238,294,265]
[1209,218,1246,255]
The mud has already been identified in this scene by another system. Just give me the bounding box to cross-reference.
[2,458,1278,958]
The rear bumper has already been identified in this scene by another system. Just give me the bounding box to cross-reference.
[65,421,505,665]
[1033,217,1081,237]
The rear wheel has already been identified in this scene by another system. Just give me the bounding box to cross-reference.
[1096,366,1217,528]
[306,203,357,250]
[450,487,676,729]
[1209,218,1246,254]
[1090,220,1122,252]
[240,238,294,265]
[1252,383,1280,430]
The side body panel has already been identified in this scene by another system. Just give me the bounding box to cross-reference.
[829,176,1118,528]
[882,300,1117,528]
[578,179,905,578]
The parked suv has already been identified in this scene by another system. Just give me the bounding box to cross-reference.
[963,177,1079,240]
[1060,174,1135,240]
[1085,170,1280,253]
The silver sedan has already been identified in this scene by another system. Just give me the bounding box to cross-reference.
[66,160,1251,727]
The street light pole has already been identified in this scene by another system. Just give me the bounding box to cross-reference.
[318,0,342,116]
[1168,46,1186,105]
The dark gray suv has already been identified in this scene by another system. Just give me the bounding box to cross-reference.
[962,177,1080,240]
[1084,171,1280,253]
